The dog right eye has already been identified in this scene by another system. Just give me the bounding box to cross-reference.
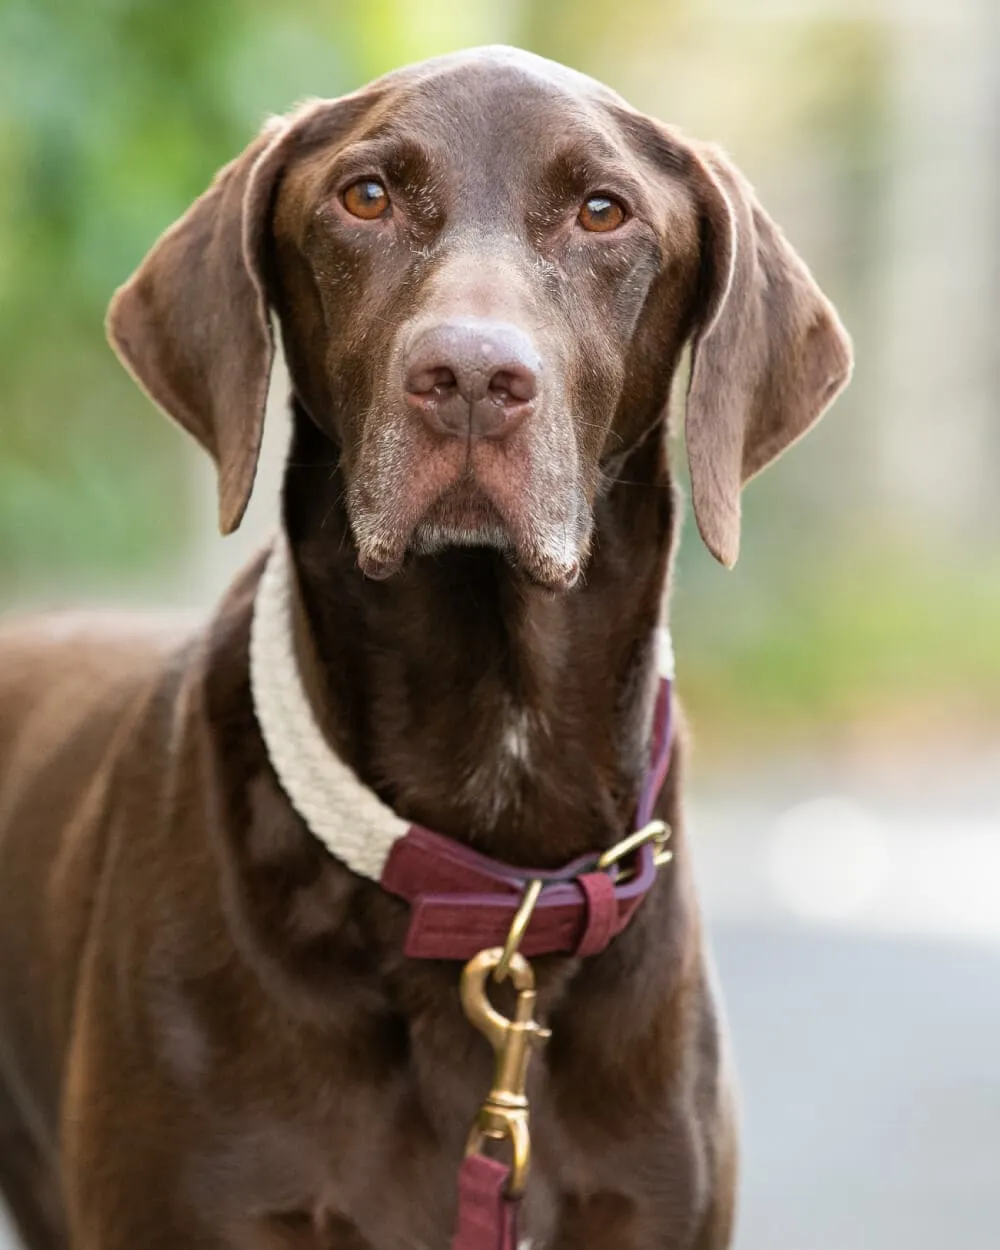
[342,178,391,221]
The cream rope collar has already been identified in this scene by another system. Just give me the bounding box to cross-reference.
[249,534,675,882]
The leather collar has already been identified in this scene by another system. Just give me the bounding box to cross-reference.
[251,535,675,960]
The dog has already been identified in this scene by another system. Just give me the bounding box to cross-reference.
[0,46,851,1250]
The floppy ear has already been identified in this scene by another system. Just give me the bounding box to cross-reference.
[107,110,311,534]
[684,145,853,567]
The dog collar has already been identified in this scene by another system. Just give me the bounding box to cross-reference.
[250,535,675,960]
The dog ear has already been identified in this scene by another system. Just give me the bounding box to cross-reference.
[684,145,853,567]
[107,100,356,535]
[106,120,296,534]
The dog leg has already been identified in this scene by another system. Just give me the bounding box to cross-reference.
[0,1075,66,1250]
[692,1078,739,1250]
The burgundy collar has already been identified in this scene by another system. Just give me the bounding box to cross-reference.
[380,675,674,960]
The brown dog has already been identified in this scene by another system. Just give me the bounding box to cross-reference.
[0,47,850,1250]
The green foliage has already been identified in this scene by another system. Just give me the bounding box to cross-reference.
[0,0,357,593]
[674,535,1000,755]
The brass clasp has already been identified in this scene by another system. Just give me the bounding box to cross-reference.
[460,948,551,1195]
[458,821,671,1196]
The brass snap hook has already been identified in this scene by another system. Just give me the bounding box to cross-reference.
[460,948,551,1195]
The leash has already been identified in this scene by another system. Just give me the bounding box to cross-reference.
[249,537,676,1250]
[448,819,672,1249]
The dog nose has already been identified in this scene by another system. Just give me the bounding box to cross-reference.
[404,320,540,439]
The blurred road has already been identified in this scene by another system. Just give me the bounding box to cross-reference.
[696,760,1000,1250]
[1,761,997,1250]
[714,922,1000,1250]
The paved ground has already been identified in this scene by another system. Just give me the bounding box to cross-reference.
[2,763,997,1249]
[696,766,1000,1250]
[713,922,1000,1250]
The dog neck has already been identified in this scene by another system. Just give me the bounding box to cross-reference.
[275,403,677,869]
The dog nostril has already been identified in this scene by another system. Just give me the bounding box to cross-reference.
[406,365,457,399]
[488,367,536,407]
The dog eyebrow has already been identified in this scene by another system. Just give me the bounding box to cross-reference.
[541,143,650,214]
[318,136,440,198]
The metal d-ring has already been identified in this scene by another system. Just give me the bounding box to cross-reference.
[596,819,673,883]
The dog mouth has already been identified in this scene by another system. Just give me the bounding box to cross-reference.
[348,443,588,590]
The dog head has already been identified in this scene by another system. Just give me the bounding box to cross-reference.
[108,47,851,587]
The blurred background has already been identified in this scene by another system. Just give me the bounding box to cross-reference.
[0,0,997,1246]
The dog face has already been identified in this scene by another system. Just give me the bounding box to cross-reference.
[108,47,851,584]
[269,57,698,588]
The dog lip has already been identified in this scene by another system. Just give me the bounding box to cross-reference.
[356,550,403,580]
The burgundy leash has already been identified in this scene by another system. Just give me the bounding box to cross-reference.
[452,1155,520,1250]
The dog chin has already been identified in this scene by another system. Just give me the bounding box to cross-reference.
[410,522,583,591]
[410,521,513,557]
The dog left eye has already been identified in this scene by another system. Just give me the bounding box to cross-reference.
[578,195,627,233]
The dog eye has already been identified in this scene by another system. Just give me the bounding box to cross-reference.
[578,195,627,233]
[342,178,390,221]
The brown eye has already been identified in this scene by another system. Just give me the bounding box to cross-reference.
[342,178,390,220]
[578,195,626,233]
